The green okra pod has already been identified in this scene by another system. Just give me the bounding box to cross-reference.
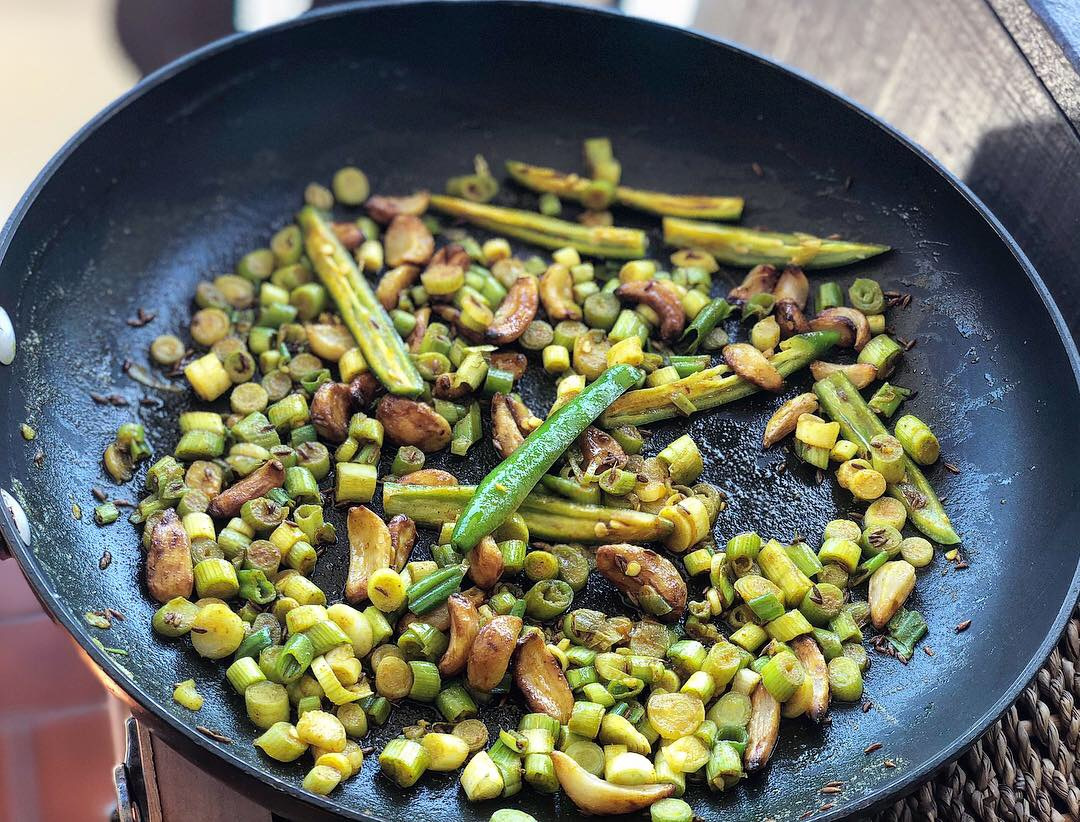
[663,218,889,269]
[298,206,424,397]
[813,372,959,544]
[600,331,838,427]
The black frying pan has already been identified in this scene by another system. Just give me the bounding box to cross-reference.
[1,2,1078,820]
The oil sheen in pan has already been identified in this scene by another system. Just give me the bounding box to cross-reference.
[0,2,1077,821]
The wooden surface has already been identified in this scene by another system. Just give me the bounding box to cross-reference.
[696,0,1080,335]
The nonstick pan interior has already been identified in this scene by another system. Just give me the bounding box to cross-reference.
[1,2,1078,820]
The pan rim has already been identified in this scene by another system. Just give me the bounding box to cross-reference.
[0,1,1078,819]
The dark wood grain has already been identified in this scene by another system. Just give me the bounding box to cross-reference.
[696,0,1080,333]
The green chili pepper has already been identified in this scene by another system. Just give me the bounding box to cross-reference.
[272,633,314,683]
[676,298,732,354]
[450,365,642,552]
[237,570,277,605]
[234,626,273,660]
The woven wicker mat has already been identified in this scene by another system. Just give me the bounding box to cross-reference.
[873,604,1080,822]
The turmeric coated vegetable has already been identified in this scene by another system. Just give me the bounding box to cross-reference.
[344,506,392,604]
[614,280,686,341]
[466,615,522,692]
[506,160,743,220]
[551,751,675,815]
[207,460,285,519]
[486,275,539,344]
[513,632,574,723]
[430,195,648,259]
[377,396,452,453]
[664,218,889,269]
[147,509,193,604]
[299,206,424,397]
[439,593,480,677]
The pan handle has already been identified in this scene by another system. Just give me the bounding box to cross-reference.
[114,716,149,822]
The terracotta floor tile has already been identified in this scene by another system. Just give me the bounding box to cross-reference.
[31,706,115,821]
[0,561,49,620]
[0,615,107,715]
[0,728,41,822]
[0,732,12,822]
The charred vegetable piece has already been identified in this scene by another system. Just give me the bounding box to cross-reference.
[774,299,810,337]
[207,460,285,519]
[450,364,641,553]
[310,382,352,443]
[664,218,889,269]
[743,682,781,772]
[298,206,424,397]
[506,161,743,220]
[375,264,420,311]
[388,515,417,571]
[467,536,505,589]
[729,264,779,303]
[601,332,838,427]
[365,191,430,224]
[790,636,829,722]
[513,632,574,723]
[578,426,627,475]
[491,393,527,459]
[344,505,392,604]
[809,307,871,351]
[383,215,435,267]
[614,281,686,342]
[773,266,809,307]
[438,593,480,678]
[486,275,539,345]
[540,264,583,322]
[595,544,687,623]
[429,196,648,259]
[146,509,194,604]
[377,396,452,453]
[506,394,542,434]
[723,343,783,392]
[466,615,522,692]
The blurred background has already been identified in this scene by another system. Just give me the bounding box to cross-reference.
[1,0,1077,819]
